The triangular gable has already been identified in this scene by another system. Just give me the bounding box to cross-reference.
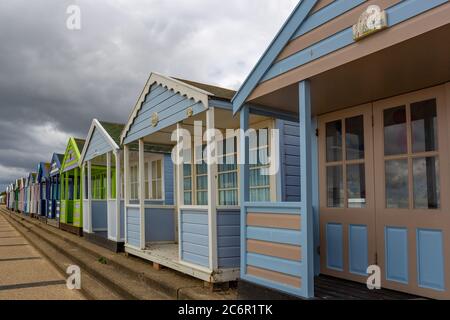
[37,162,50,182]
[49,153,63,177]
[120,72,212,144]
[232,0,319,113]
[79,119,121,164]
[61,138,84,173]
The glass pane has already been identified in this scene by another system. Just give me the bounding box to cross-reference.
[326,120,342,162]
[347,164,366,208]
[157,160,162,178]
[197,191,208,205]
[385,160,409,209]
[346,116,365,160]
[413,157,440,209]
[250,188,270,202]
[184,192,192,205]
[384,106,407,156]
[327,166,343,208]
[411,99,438,153]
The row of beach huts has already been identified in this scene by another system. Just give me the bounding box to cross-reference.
[3,0,450,300]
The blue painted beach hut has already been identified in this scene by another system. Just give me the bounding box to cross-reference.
[48,153,64,228]
[120,72,299,283]
[37,162,51,221]
[79,120,132,251]
[232,0,450,300]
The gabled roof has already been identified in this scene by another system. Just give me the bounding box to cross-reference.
[232,0,318,113]
[61,138,85,172]
[49,153,64,176]
[120,72,234,144]
[79,119,123,164]
[174,78,236,101]
[37,162,50,181]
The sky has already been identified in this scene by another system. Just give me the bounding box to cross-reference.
[0,0,299,192]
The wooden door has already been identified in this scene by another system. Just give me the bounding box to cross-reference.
[373,85,450,299]
[318,104,376,283]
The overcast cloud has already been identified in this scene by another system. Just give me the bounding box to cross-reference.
[0,0,298,192]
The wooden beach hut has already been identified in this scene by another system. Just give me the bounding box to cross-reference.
[48,153,64,228]
[79,119,128,252]
[60,138,85,236]
[232,0,450,299]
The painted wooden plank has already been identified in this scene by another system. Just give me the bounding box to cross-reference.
[217,225,240,237]
[292,0,365,38]
[247,239,302,261]
[183,223,209,236]
[218,257,241,269]
[247,226,302,246]
[182,213,209,225]
[218,236,240,248]
[263,0,449,82]
[247,213,301,230]
[124,101,205,144]
[182,252,209,268]
[218,246,240,258]
[182,233,209,247]
[183,242,209,257]
[247,266,301,288]
[231,0,318,112]
[247,253,303,277]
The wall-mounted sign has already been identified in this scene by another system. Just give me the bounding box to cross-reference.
[186,107,194,118]
[151,112,159,127]
[353,5,388,41]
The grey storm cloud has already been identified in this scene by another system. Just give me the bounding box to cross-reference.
[0,0,298,191]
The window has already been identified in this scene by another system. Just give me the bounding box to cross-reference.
[183,164,192,205]
[250,128,271,202]
[325,115,366,209]
[145,162,149,199]
[196,162,208,205]
[92,173,106,200]
[383,99,440,210]
[218,136,238,206]
[130,164,139,200]
[151,160,163,200]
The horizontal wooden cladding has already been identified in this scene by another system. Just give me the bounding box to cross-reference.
[277,0,401,61]
[249,2,450,102]
[311,0,335,14]
[247,239,302,261]
[247,266,302,288]
[247,213,301,230]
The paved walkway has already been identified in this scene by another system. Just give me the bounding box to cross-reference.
[0,213,84,300]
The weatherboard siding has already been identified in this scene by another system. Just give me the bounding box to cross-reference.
[145,208,175,242]
[180,209,209,268]
[85,128,114,161]
[164,154,175,205]
[124,83,206,144]
[217,209,240,268]
[280,121,301,202]
[127,207,141,248]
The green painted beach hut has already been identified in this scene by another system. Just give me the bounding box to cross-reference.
[60,138,86,236]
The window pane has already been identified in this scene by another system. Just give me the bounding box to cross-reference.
[411,99,438,153]
[413,157,440,209]
[347,164,366,208]
[327,166,343,208]
[326,120,342,162]
[197,191,208,205]
[250,188,270,202]
[384,106,407,156]
[184,192,192,205]
[346,116,365,160]
[385,159,409,209]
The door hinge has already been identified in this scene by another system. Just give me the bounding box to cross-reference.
[317,246,321,255]
[315,129,319,137]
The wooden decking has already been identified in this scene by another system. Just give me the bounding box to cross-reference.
[314,276,424,300]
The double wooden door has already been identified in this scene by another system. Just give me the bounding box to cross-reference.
[318,85,450,299]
